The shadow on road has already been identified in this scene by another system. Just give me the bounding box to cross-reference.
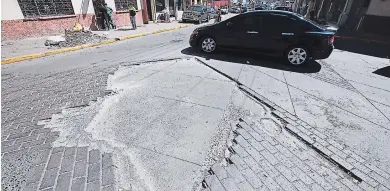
[373,66,390,78]
[181,47,322,74]
[334,38,390,59]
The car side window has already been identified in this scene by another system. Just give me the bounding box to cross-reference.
[227,15,263,31]
[264,14,298,34]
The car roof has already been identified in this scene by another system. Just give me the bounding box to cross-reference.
[243,10,297,16]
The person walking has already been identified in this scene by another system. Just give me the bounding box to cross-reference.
[129,6,137,30]
[105,3,116,29]
[98,3,109,30]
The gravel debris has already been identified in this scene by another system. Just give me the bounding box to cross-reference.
[48,31,107,48]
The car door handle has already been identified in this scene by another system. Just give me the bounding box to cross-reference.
[247,31,258,34]
[282,33,294,36]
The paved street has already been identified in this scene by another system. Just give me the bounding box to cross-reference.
[2,23,390,191]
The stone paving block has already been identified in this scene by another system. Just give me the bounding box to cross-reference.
[242,155,263,174]
[235,136,251,148]
[102,166,115,186]
[260,141,278,154]
[327,145,348,159]
[76,147,88,162]
[20,139,45,149]
[343,149,365,163]
[60,156,75,174]
[322,175,350,191]
[241,168,264,189]
[368,171,390,190]
[257,159,280,178]
[212,164,229,180]
[230,154,248,171]
[22,182,39,191]
[74,159,88,178]
[52,147,65,154]
[274,144,294,158]
[237,178,255,191]
[33,149,51,165]
[290,166,314,185]
[232,144,249,158]
[257,174,281,191]
[310,183,326,191]
[14,134,38,144]
[71,177,86,191]
[26,164,46,185]
[273,175,297,191]
[40,168,60,190]
[55,172,72,191]
[378,185,390,191]
[339,178,363,191]
[221,177,240,191]
[358,181,375,191]
[307,171,334,190]
[225,165,246,184]
[246,138,265,152]
[47,152,63,170]
[102,153,114,169]
[86,181,101,191]
[273,152,294,168]
[330,154,353,171]
[275,164,298,182]
[1,144,21,153]
[351,169,379,187]
[365,163,390,179]
[205,174,225,191]
[311,135,329,147]
[345,157,370,174]
[313,142,334,157]
[88,163,101,183]
[237,128,252,140]
[327,139,345,151]
[7,131,31,140]
[260,150,279,166]
[245,147,264,162]
[101,185,115,191]
[88,149,101,164]
[64,147,76,157]
[292,180,311,191]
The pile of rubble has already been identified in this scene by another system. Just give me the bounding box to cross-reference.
[45,30,107,48]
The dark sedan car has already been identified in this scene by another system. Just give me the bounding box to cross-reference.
[189,11,335,65]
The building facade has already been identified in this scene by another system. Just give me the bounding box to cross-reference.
[1,0,145,40]
[293,0,390,37]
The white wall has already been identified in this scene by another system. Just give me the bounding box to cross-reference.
[71,0,95,15]
[366,0,390,17]
[1,0,24,20]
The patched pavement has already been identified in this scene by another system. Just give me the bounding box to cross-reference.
[2,25,390,191]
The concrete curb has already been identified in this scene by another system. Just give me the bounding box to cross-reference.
[1,24,193,65]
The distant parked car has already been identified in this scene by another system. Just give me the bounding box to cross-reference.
[219,6,228,14]
[274,6,293,12]
[207,7,217,19]
[189,10,336,66]
[182,5,210,24]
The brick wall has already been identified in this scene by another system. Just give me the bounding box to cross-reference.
[1,11,143,40]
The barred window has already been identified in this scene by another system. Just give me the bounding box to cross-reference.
[17,0,75,18]
[114,0,137,11]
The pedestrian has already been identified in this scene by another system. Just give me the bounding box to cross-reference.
[105,3,116,29]
[129,6,137,30]
[98,3,109,30]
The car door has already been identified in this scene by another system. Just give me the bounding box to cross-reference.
[261,14,301,53]
[217,14,264,50]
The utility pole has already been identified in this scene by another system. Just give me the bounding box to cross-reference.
[174,0,178,20]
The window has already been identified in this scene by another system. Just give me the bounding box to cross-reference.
[114,0,137,11]
[264,14,298,33]
[17,0,75,18]
[227,15,264,31]
[189,6,202,12]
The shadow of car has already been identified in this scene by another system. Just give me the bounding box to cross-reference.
[181,47,322,74]
[373,66,390,78]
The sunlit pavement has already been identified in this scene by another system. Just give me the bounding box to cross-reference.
[2,23,390,191]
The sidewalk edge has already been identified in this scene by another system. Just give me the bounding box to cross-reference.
[1,24,193,65]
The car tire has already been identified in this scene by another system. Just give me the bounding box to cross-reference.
[285,45,309,66]
[199,36,217,53]
[182,19,187,23]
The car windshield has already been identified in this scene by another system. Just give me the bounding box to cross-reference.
[189,6,202,12]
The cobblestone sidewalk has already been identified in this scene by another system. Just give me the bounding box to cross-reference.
[200,114,389,191]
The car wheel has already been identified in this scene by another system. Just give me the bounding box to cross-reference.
[200,37,217,53]
[285,46,309,65]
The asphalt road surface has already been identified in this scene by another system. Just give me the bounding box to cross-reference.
[2,25,390,191]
